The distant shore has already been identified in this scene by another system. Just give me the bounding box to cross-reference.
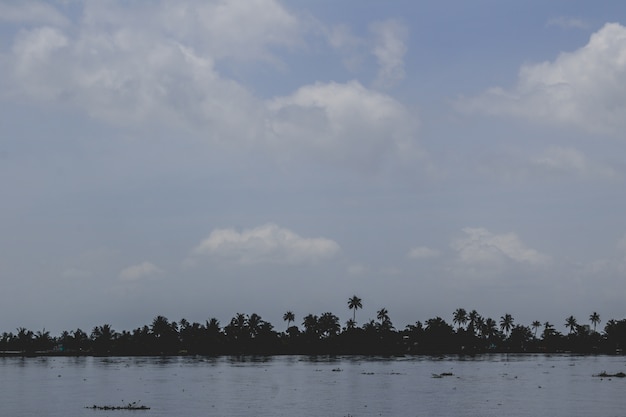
[2,307,625,357]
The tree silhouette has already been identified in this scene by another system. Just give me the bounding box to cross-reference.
[348,295,362,323]
[565,315,578,335]
[377,308,393,331]
[500,314,514,337]
[589,312,600,332]
[283,311,295,330]
[531,321,541,337]
[453,308,468,330]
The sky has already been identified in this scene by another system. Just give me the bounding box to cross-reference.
[2,0,626,336]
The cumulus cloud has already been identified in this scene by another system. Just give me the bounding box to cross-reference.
[2,1,421,171]
[370,19,408,89]
[266,80,419,170]
[451,228,550,267]
[188,223,340,265]
[458,23,626,135]
[119,261,163,281]
[407,246,440,259]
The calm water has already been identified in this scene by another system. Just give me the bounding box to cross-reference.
[1,354,625,417]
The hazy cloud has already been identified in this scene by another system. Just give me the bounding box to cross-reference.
[451,228,550,267]
[119,262,163,282]
[531,146,617,179]
[0,1,69,26]
[407,246,440,259]
[546,17,589,30]
[189,223,341,265]
[370,19,408,89]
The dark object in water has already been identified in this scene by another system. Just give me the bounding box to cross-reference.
[86,401,150,410]
[593,371,626,378]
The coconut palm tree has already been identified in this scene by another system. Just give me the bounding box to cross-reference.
[467,310,481,335]
[453,308,468,330]
[565,315,578,334]
[500,314,514,337]
[283,311,295,330]
[531,321,541,337]
[377,307,393,331]
[318,312,340,338]
[348,295,362,323]
[345,319,356,330]
[589,312,601,332]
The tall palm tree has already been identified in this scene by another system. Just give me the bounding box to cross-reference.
[589,312,601,332]
[348,295,362,323]
[453,308,468,330]
[283,311,295,330]
[565,315,578,334]
[500,314,514,336]
[531,321,541,337]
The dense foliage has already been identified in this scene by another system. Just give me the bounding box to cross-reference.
[1,304,625,356]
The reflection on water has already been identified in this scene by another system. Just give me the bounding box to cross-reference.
[0,354,625,417]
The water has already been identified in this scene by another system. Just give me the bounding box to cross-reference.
[1,354,625,417]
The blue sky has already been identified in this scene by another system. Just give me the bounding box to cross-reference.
[2,0,626,335]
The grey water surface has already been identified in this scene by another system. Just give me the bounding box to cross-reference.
[1,354,625,417]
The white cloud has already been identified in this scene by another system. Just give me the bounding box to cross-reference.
[155,0,301,62]
[2,3,421,172]
[459,23,626,135]
[266,80,420,170]
[119,261,163,281]
[189,223,340,265]
[370,19,407,89]
[531,146,617,179]
[451,228,550,267]
[407,246,440,259]
[0,1,69,26]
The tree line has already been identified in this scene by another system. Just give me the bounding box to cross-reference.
[1,296,625,356]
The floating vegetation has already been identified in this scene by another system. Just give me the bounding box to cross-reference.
[593,371,626,378]
[86,401,150,410]
[432,372,454,378]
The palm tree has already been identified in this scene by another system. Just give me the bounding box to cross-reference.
[500,314,514,337]
[302,314,319,337]
[247,313,263,338]
[531,321,541,337]
[542,322,555,339]
[377,307,393,331]
[345,319,356,330]
[467,310,481,335]
[565,315,578,335]
[348,295,362,323]
[589,312,600,332]
[283,311,295,330]
[318,312,340,338]
[377,307,389,323]
[453,308,468,330]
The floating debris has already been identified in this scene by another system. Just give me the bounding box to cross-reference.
[593,371,626,378]
[432,372,454,378]
[86,401,150,410]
